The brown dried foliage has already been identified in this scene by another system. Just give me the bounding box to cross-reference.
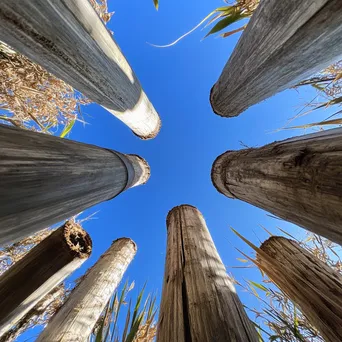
[0,0,113,133]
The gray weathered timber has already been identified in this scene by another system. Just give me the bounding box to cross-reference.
[257,236,342,342]
[210,0,342,117]
[157,205,258,342]
[211,127,342,245]
[37,238,136,342]
[0,0,160,139]
[0,222,91,337]
[0,124,150,246]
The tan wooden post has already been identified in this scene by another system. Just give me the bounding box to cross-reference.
[0,222,92,337]
[0,124,150,246]
[212,128,342,245]
[210,0,342,118]
[257,236,342,342]
[0,0,161,139]
[37,238,136,342]
[157,205,258,342]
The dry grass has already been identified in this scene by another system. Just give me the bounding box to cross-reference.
[0,0,113,134]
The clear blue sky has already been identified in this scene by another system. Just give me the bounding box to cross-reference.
[20,0,338,340]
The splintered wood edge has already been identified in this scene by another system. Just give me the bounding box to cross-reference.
[63,221,92,259]
[257,236,296,262]
[111,237,137,252]
[166,204,203,228]
[132,114,162,140]
[211,151,238,199]
[126,154,151,187]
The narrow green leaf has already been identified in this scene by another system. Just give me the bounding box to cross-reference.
[249,281,268,292]
[60,119,76,138]
[153,0,159,10]
[205,11,249,37]
[95,300,110,342]
[122,299,132,342]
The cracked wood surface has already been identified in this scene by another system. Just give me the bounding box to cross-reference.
[0,223,91,337]
[0,124,149,246]
[157,205,258,342]
[210,0,342,117]
[0,0,160,139]
[37,238,136,342]
[212,128,342,245]
[258,236,342,342]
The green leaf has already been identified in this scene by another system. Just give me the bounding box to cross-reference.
[60,119,76,138]
[130,284,146,329]
[205,11,249,37]
[249,281,268,292]
[153,0,159,10]
[95,300,110,342]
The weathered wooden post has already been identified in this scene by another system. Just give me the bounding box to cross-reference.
[0,124,150,246]
[210,0,342,117]
[37,238,136,342]
[211,128,342,245]
[0,285,65,342]
[257,236,342,342]
[0,0,160,139]
[157,205,258,342]
[0,222,92,337]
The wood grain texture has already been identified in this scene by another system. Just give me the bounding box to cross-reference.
[157,205,258,342]
[37,238,136,342]
[211,128,342,245]
[257,236,342,342]
[0,222,91,337]
[210,0,342,117]
[0,0,160,139]
[0,286,65,342]
[0,124,150,246]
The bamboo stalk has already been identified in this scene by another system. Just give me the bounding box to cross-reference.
[257,236,342,342]
[37,238,136,342]
[0,124,150,246]
[0,222,92,337]
[211,128,342,245]
[210,0,342,117]
[157,205,258,342]
[0,0,161,139]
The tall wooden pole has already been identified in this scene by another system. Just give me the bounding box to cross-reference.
[211,128,342,245]
[210,0,342,118]
[37,238,136,342]
[0,222,92,337]
[257,236,342,342]
[157,205,258,342]
[0,124,150,246]
[0,0,160,139]
[0,285,65,342]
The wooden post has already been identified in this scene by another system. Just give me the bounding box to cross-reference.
[210,0,342,118]
[0,124,150,246]
[0,285,65,342]
[0,222,92,337]
[0,0,160,139]
[157,205,258,342]
[37,238,136,342]
[257,236,342,342]
[211,128,342,245]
